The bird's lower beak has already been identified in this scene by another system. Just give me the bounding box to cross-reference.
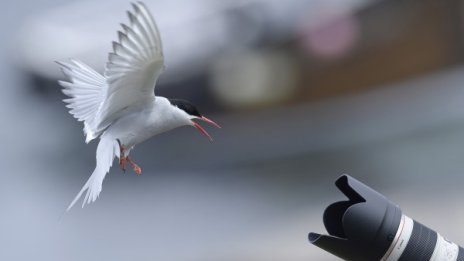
[192,116,221,141]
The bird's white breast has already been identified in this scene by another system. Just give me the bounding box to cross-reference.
[102,97,190,148]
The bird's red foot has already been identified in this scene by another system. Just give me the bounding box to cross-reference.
[117,139,141,175]
[133,164,142,175]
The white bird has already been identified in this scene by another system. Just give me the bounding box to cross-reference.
[57,1,220,211]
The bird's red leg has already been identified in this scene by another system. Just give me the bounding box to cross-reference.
[126,157,142,175]
[119,157,127,173]
[117,139,126,173]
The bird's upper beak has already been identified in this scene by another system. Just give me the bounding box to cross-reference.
[192,116,221,141]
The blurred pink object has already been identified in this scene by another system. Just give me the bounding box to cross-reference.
[300,8,360,61]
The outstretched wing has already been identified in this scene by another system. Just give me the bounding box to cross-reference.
[57,59,107,143]
[97,1,165,128]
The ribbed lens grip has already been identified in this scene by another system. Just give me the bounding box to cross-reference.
[398,221,437,261]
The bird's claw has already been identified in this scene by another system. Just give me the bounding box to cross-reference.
[133,165,142,175]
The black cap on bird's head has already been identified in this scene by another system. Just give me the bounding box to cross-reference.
[168,99,221,141]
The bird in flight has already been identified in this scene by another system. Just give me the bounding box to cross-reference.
[57,1,220,211]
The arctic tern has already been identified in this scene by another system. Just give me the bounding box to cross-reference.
[57,1,220,210]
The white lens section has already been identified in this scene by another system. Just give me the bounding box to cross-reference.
[381,215,414,261]
[430,233,459,261]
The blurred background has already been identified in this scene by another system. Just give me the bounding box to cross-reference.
[2,0,464,260]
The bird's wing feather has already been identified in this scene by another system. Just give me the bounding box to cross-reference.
[97,1,164,128]
[67,136,120,211]
[57,59,107,143]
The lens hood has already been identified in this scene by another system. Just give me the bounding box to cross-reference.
[309,175,402,261]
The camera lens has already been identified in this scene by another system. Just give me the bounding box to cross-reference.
[309,175,463,261]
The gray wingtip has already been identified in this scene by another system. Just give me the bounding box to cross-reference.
[127,10,137,24]
[55,60,67,68]
[131,2,138,11]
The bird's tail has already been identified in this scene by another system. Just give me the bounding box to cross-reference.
[67,136,120,211]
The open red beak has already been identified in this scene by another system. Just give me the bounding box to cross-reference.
[192,116,221,141]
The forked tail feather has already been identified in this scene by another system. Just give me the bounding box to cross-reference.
[67,136,120,211]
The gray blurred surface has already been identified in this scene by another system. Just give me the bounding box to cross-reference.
[1,1,464,261]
